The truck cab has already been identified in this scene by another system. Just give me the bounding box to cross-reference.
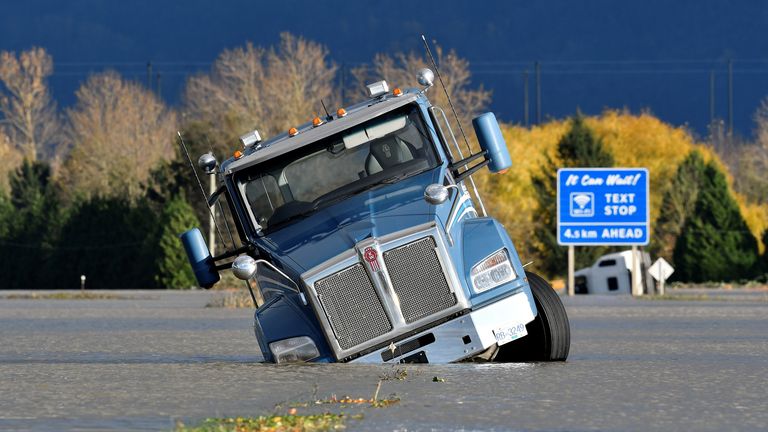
[182,71,570,364]
[574,250,653,295]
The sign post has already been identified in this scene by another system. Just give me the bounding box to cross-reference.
[557,168,649,296]
[631,246,641,296]
[567,245,575,296]
[649,257,674,296]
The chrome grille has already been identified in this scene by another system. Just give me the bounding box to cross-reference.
[314,263,392,350]
[384,237,456,323]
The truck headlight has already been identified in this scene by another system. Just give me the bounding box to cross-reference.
[470,249,516,293]
[269,336,320,363]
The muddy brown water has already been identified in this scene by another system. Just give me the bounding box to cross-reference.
[1,289,766,431]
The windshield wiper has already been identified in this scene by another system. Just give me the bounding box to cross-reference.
[379,166,432,184]
[267,208,317,229]
[312,181,382,210]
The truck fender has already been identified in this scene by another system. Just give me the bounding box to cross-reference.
[254,292,333,363]
[460,217,537,314]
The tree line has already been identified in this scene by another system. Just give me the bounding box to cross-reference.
[0,33,766,288]
[0,34,487,289]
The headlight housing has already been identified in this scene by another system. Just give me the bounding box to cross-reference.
[470,249,516,293]
[269,336,320,363]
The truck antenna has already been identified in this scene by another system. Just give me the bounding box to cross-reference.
[421,34,473,156]
[177,131,227,249]
[320,99,332,121]
[202,137,236,249]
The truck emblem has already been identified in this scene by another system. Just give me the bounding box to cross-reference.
[363,247,380,272]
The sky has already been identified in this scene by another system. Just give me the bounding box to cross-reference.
[2,0,767,138]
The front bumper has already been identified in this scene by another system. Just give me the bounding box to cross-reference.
[351,289,536,363]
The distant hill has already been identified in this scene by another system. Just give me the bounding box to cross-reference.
[2,0,767,136]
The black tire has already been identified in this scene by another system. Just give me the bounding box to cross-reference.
[495,271,570,362]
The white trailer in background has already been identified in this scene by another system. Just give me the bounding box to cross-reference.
[574,250,654,294]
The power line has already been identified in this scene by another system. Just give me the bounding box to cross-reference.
[0,240,146,250]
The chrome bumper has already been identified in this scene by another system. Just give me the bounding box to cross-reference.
[351,289,536,363]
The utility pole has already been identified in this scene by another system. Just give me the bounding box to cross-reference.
[728,58,734,137]
[535,61,542,124]
[523,70,530,126]
[709,70,715,126]
[146,61,153,92]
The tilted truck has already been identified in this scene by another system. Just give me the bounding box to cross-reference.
[181,69,570,364]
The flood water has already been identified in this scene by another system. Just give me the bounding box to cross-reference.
[1,289,766,431]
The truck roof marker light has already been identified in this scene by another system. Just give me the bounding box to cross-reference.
[233,150,243,159]
[393,87,403,97]
[312,116,324,127]
[366,80,389,98]
[288,127,299,137]
[239,129,262,148]
[337,108,347,118]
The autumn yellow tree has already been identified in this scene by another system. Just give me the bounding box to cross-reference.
[59,71,177,199]
[0,47,61,162]
[183,33,337,152]
[479,110,768,267]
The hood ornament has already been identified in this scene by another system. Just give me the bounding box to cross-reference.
[363,246,380,272]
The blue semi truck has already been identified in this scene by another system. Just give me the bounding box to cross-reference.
[182,70,570,364]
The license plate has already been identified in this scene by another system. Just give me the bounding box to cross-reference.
[493,322,528,346]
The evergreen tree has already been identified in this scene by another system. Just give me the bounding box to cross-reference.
[155,195,201,289]
[0,160,62,289]
[532,114,615,277]
[0,193,12,239]
[673,163,759,282]
[653,151,707,264]
[51,196,160,289]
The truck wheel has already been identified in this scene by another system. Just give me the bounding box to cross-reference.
[494,271,570,362]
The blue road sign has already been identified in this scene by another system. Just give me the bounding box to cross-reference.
[557,168,649,245]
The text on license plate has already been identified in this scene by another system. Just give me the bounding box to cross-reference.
[493,322,528,346]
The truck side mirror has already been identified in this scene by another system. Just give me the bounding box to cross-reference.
[472,112,512,174]
[180,228,220,288]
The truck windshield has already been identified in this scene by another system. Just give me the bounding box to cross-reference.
[240,103,440,232]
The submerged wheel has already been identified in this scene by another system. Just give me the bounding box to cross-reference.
[495,271,570,362]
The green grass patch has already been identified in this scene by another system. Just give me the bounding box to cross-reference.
[178,366,408,431]
[174,412,359,432]
[1,292,154,300]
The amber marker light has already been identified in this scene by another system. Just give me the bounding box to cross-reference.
[312,116,323,127]
[393,88,403,96]
[288,127,299,136]
[233,150,243,159]
[336,108,347,117]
